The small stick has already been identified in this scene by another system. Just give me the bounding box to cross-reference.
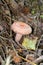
[19,55,36,65]
[33,56,43,63]
[20,13,33,22]
[5,55,11,65]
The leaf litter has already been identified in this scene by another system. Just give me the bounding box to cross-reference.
[0,0,43,65]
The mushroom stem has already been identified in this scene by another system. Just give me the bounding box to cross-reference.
[15,33,22,42]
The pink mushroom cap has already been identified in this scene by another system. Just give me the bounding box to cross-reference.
[11,21,32,35]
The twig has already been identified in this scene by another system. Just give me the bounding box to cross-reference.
[5,55,11,65]
[0,36,9,40]
[11,43,18,56]
[19,55,36,65]
[0,56,5,64]
[33,56,43,63]
[16,41,25,49]
[0,47,5,60]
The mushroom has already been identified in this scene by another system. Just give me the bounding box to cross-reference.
[11,21,32,42]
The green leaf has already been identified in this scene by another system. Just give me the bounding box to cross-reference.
[22,37,38,50]
[40,15,43,18]
[31,10,35,14]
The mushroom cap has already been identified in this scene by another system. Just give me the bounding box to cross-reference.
[11,21,32,35]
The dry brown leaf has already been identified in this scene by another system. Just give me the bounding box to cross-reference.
[22,7,30,15]
[13,56,21,63]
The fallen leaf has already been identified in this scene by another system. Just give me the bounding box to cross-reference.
[31,10,35,14]
[22,7,30,14]
[40,15,43,18]
[13,56,21,63]
[22,37,38,50]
